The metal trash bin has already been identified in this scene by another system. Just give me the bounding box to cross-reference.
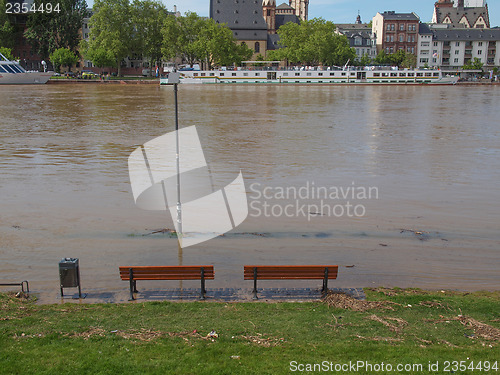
[59,258,81,297]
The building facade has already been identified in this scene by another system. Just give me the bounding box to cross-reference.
[336,21,376,60]
[372,11,420,55]
[417,27,500,69]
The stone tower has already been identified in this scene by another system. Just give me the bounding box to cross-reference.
[289,0,309,21]
[262,0,276,34]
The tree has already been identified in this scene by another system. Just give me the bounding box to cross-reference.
[162,13,252,69]
[374,50,390,65]
[24,0,88,58]
[132,0,167,75]
[356,53,372,66]
[0,0,15,48]
[0,46,14,60]
[162,12,205,66]
[463,57,483,71]
[275,18,355,66]
[82,44,115,72]
[86,0,133,76]
[401,53,417,69]
[49,47,79,72]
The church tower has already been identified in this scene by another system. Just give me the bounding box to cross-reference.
[289,0,309,21]
[262,0,276,34]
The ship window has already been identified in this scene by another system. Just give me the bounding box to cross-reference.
[306,72,311,76]
[210,73,215,76]
[0,66,7,73]
[417,73,423,77]
[193,73,198,76]
[399,73,406,77]
[232,73,236,76]
[433,73,439,77]
[390,73,397,77]
[330,72,335,76]
[283,73,288,76]
[425,72,432,77]
[220,73,225,76]
[341,72,346,76]
[373,73,380,77]
[408,73,415,76]
[295,72,300,76]
[318,72,323,76]
[243,73,248,76]
[255,73,260,76]
[3,64,16,73]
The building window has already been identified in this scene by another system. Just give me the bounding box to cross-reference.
[478,50,482,55]
[400,24,405,31]
[386,36,390,42]
[454,58,459,63]
[456,42,460,47]
[478,42,483,46]
[455,50,459,55]
[399,35,404,42]
[355,37,362,46]
[434,42,438,47]
[254,42,260,53]
[267,9,271,16]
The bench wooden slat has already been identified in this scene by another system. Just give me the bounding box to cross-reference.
[119,265,214,300]
[244,265,338,299]
[243,265,338,280]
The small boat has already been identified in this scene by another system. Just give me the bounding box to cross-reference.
[161,65,459,86]
[0,52,53,84]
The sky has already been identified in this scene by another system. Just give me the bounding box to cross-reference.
[84,0,498,27]
[162,0,499,26]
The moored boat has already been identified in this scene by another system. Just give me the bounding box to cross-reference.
[0,53,53,85]
[160,66,459,85]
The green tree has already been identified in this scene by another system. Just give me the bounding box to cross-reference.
[49,47,79,72]
[374,50,390,65]
[388,49,406,66]
[86,0,133,76]
[356,53,372,66]
[197,19,253,68]
[463,57,483,71]
[82,44,115,72]
[0,0,15,48]
[24,0,88,58]
[132,0,167,75]
[162,13,252,69]
[162,12,205,65]
[401,53,417,69]
[0,46,14,60]
[275,18,355,66]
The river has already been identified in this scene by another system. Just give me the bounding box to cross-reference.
[0,83,499,302]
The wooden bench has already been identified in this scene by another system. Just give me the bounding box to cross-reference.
[119,266,214,300]
[0,280,29,294]
[244,265,338,299]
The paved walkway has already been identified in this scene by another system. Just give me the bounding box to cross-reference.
[52,287,365,304]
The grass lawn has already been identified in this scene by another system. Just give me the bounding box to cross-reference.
[0,289,498,374]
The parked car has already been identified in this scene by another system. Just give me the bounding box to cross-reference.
[81,71,99,79]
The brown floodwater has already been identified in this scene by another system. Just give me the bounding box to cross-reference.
[0,83,499,302]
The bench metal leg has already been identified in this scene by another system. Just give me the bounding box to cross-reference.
[321,268,329,297]
[22,281,29,293]
[252,267,258,300]
[200,267,206,300]
[129,268,135,301]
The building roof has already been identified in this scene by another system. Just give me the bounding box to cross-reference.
[210,0,268,40]
[434,6,489,28]
[336,24,371,32]
[276,3,294,10]
[432,28,500,41]
[275,14,300,29]
[267,33,281,50]
[419,23,433,34]
[378,11,420,21]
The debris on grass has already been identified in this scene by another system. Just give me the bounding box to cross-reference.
[458,315,500,342]
[323,292,397,312]
[367,315,408,333]
[240,333,285,347]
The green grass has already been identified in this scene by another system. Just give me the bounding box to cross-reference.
[0,289,498,374]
